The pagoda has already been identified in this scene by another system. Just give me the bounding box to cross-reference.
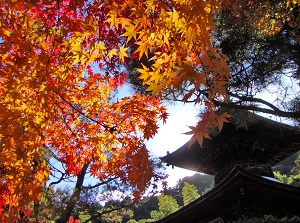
[153,109,300,223]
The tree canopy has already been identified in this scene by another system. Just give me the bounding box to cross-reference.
[150,195,179,220]
[127,0,300,122]
[0,0,169,220]
[0,0,299,220]
[181,182,200,206]
[214,0,300,119]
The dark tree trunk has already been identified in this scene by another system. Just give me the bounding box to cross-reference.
[57,163,89,223]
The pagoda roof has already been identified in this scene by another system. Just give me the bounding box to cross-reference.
[150,166,300,223]
[161,110,300,175]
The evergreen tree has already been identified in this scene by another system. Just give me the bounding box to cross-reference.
[150,195,179,220]
[130,196,159,221]
[181,182,200,206]
[178,174,214,196]
[274,154,300,187]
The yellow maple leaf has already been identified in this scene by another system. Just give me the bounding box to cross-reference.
[146,83,163,96]
[136,63,151,82]
[121,24,137,42]
[3,29,11,37]
[106,14,119,28]
[119,45,128,62]
[119,17,132,29]
[146,0,154,7]
[134,41,150,59]
[107,49,118,58]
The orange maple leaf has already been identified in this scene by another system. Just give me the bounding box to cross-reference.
[217,112,232,132]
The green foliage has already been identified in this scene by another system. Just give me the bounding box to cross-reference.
[291,154,300,175]
[274,154,300,187]
[150,195,179,220]
[32,186,73,222]
[127,173,212,222]
[127,220,138,223]
[274,171,290,184]
[274,172,300,187]
[101,206,134,223]
[179,174,214,195]
[273,151,300,175]
[131,196,159,220]
[127,218,150,223]
[165,173,213,206]
[181,182,200,206]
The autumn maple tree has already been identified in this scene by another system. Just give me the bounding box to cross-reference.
[1,0,299,221]
[0,0,169,220]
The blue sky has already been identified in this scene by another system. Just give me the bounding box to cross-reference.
[118,84,200,187]
[147,101,200,187]
[50,85,200,189]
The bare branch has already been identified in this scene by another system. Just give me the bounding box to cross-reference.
[82,177,118,190]
[82,201,135,223]
[228,92,281,112]
[48,173,65,189]
[213,100,300,119]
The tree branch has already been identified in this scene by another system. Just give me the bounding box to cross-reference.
[213,100,300,119]
[83,201,135,223]
[48,173,65,188]
[228,92,281,112]
[56,163,89,223]
[56,92,105,126]
[55,91,118,133]
[82,177,118,190]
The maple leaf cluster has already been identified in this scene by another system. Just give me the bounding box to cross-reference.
[0,0,168,220]
[105,0,233,144]
[1,0,292,220]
